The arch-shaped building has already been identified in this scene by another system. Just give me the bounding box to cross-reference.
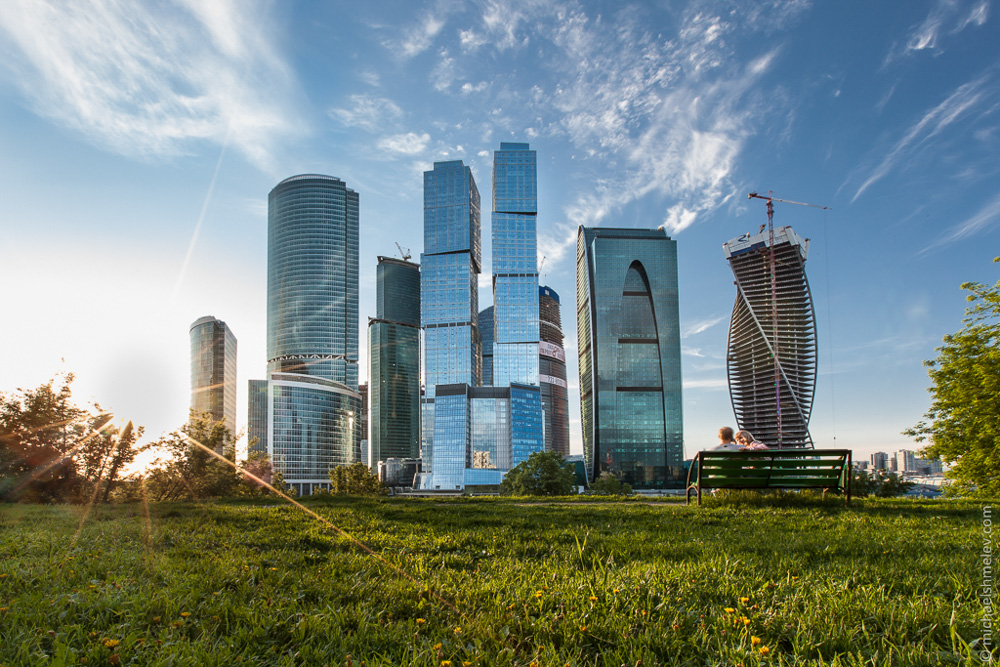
[576,227,684,489]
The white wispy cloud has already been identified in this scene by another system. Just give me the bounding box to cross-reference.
[330,94,404,132]
[431,49,457,91]
[531,3,793,267]
[850,75,988,202]
[884,0,989,65]
[377,132,431,155]
[926,191,1000,252]
[683,378,728,389]
[682,316,726,338]
[461,81,488,94]
[0,0,299,170]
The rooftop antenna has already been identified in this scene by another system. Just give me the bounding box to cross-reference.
[747,191,831,446]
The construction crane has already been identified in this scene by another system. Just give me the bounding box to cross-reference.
[394,242,411,261]
[747,191,831,446]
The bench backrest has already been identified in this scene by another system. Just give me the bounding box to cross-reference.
[691,449,852,490]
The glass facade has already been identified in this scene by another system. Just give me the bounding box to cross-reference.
[576,227,684,489]
[369,257,421,465]
[247,379,268,456]
[492,143,540,387]
[189,316,237,434]
[421,161,481,394]
[267,175,359,387]
[266,373,361,496]
[479,306,494,386]
[539,287,570,457]
[248,174,362,492]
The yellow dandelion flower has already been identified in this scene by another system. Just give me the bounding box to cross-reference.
[179,612,191,618]
[724,607,735,614]
[751,636,762,646]
[640,609,647,616]
[441,661,452,667]
[152,616,161,623]
[579,625,587,632]
[741,617,751,626]
[613,588,620,594]
[530,662,539,667]
[589,596,598,602]
[0,573,6,578]
[759,646,770,656]
[416,618,426,625]
[433,643,442,651]
[463,662,472,667]
[791,576,798,581]
[103,639,120,649]
[453,626,462,634]
[739,597,749,604]
[535,591,544,599]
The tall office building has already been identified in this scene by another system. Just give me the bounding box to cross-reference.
[723,225,816,448]
[369,256,421,466]
[539,286,570,457]
[248,174,362,495]
[417,147,545,491]
[492,142,540,386]
[870,451,888,472]
[420,160,482,488]
[189,316,237,433]
[479,306,494,386]
[576,226,684,489]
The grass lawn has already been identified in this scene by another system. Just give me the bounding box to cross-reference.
[0,495,991,666]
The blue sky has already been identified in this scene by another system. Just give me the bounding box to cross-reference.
[1,0,997,461]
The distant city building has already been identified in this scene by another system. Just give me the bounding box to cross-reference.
[359,382,368,467]
[378,458,422,487]
[248,175,362,495]
[870,451,888,471]
[576,226,684,489]
[189,316,237,434]
[479,306,494,386]
[724,226,816,448]
[895,449,917,474]
[539,286,569,457]
[369,256,421,466]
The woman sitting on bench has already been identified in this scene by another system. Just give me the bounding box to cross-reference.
[735,430,768,451]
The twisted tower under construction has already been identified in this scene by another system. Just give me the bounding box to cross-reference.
[723,225,816,448]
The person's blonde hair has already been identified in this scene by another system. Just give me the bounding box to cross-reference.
[735,430,755,444]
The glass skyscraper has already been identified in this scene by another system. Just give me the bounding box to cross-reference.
[369,256,421,465]
[248,174,362,495]
[723,225,815,447]
[492,142,540,386]
[417,148,545,491]
[189,315,237,435]
[539,286,570,457]
[576,226,684,489]
[479,306,494,386]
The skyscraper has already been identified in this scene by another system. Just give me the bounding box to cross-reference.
[492,142,539,386]
[189,316,237,432]
[248,174,362,495]
[420,160,481,488]
[369,256,421,465]
[723,225,816,448]
[417,147,545,491]
[576,226,684,489]
[539,286,570,457]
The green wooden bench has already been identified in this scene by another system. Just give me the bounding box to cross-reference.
[685,449,853,505]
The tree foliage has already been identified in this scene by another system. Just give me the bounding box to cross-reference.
[851,470,913,498]
[143,411,249,501]
[588,471,633,496]
[904,259,1000,496]
[500,451,576,496]
[0,374,141,503]
[329,462,386,496]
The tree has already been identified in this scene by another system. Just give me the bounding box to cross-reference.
[329,462,386,496]
[588,470,633,496]
[852,470,913,498]
[0,374,140,504]
[143,412,242,501]
[904,259,1000,496]
[500,451,576,496]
